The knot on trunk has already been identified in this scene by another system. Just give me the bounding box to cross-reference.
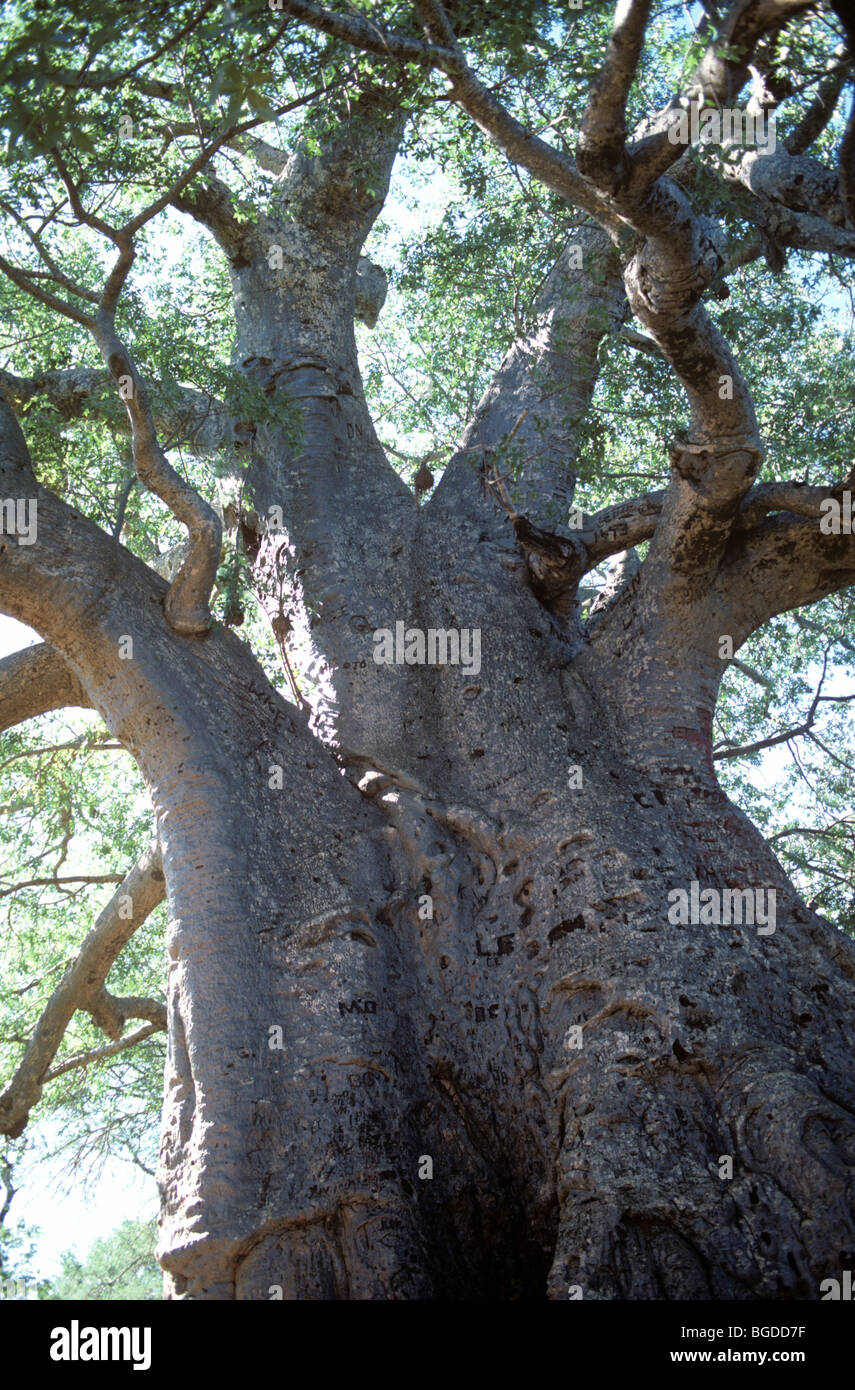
[629,223,723,317]
[669,434,764,505]
[512,514,586,605]
[355,257,388,328]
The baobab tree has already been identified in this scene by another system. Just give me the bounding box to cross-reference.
[1,0,854,1300]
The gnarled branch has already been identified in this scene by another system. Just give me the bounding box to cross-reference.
[717,511,855,640]
[0,365,234,458]
[739,467,855,526]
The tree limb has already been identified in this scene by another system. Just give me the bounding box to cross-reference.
[276,0,458,67]
[731,658,776,690]
[34,0,217,102]
[0,365,234,457]
[0,738,122,773]
[280,0,618,231]
[0,644,90,732]
[0,873,124,900]
[577,0,653,191]
[720,146,844,226]
[713,650,843,759]
[618,326,665,358]
[433,225,627,531]
[584,490,667,569]
[43,1023,164,1082]
[625,0,818,188]
[785,50,850,155]
[739,467,855,526]
[714,717,815,759]
[717,512,855,637]
[1,90,331,633]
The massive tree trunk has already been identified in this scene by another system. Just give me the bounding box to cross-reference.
[2,0,855,1302]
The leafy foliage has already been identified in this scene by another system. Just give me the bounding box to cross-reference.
[45,1218,160,1301]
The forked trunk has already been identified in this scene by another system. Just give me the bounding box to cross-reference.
[151,494,855,1299]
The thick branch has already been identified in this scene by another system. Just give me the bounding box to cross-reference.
[721,147,844,227]
[606,173,763,594]
[577,0,653,190]
[0,364,234,458]
[0,644,90,731]
[434,225,627,531]
[170,173,253,261]
[581,12,855,604]
[739,468,855,526]
[85,990,167,1039]
[717,512,855,639]
[626,0,818,187]
[757,202,855,259]
[279,0,616,231]
[1,166,225,633]
[0,249,95,330]
[482,487,665,620]
[584,490,666,568]
[556,11,776,588]
[277,0,457,66]
[0,198,100,305]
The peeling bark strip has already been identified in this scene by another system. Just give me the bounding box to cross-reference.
[1,0,855,1302]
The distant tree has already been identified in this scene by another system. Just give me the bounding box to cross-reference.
[0,1152,47,1297]
[47,1218,160,1301]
